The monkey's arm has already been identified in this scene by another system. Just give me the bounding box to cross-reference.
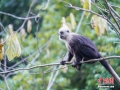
[60,52,73,65]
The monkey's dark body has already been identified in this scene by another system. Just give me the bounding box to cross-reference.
[60,33,120,84]
[62,34,102,70]
[68,34,101,62]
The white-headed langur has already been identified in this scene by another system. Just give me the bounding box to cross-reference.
[59,25,120,85]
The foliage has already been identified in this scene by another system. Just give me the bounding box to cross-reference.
[0,0,120,90]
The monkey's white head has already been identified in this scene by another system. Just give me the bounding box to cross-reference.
[58,25,71,42]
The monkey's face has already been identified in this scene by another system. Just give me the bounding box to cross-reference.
[58,26,70,41]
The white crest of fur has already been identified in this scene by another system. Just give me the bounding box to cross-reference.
[58,25,78,43]
[59,25,70,33]
[59,25,70,42]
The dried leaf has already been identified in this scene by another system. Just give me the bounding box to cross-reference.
[61,14,76,31]
[70,13,76,30]
[83,1,89,9]
[8,24,14,34]
[81,0,91,9]
[60,65,68,73]
[27,20,32,33]
[6,33,21,61]
[20,28,26,39]
[46,48,50,58]
[98,17,107,35]
[91,15,107,36]
[0,39,4,60]
[94,26,99,36]
[61,17,66,26]
[91,15,99,35]
[81,0,91,17]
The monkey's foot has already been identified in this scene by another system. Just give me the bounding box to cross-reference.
[60,60,66,65]
[72,61,81,71]
[75,65,81,71]
[72,61,77,67]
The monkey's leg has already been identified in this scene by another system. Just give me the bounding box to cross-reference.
[72,55,83,71]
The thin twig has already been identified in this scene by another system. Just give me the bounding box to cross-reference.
[47,66,56,90]
[0,11,38,20]
[111,4,120,9]
[16,0,36,32]
[104,0,120,30]
[4,77,10,90]
[44,66,67,74]
[35,20,45,90]
[3,55,10,90]
[47,66,60,90]
[42,0,51,10]
[75,11,85,33]
[108,3,120,20]
[91,1,120,37]
[65,2,120,37]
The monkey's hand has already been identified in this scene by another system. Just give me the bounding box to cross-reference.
[60,60,66,65]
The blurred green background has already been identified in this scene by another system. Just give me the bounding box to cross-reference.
[0,0,120,90]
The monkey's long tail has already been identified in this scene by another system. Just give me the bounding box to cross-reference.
[100,60,120,85]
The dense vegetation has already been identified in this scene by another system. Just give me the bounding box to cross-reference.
[0,0,120,90]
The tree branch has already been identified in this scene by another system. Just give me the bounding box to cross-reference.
[4,77,10,90]
[0,11,38,20]
[0,56,120,74]
[104,0,120,30]
[64,2,120,37]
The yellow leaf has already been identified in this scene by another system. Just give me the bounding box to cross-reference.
[0,39,4,60]
[61,17,66,26]
[81,0,91,9]
[94,26,100,36]
[60,65,68,73]
[27,20,32,33]
[6,33,21,61]
[91,15,107,36]
[70,13,76,30]
[91,15,98,27]
[8,24,14,34]
[46,48,50,58]
[91,15,101,36]
[20,28,26,39]
[81,0,91,17]
[98,17,107,35]
[83,1,89,9]
[85,12,90,18]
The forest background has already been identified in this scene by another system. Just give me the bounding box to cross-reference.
[0,0,120,90]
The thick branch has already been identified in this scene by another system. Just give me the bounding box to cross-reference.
[0,56,120,74]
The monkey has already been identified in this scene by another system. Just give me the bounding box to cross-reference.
[58,25,120,85]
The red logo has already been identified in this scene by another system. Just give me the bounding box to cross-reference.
[98,77,114,84]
